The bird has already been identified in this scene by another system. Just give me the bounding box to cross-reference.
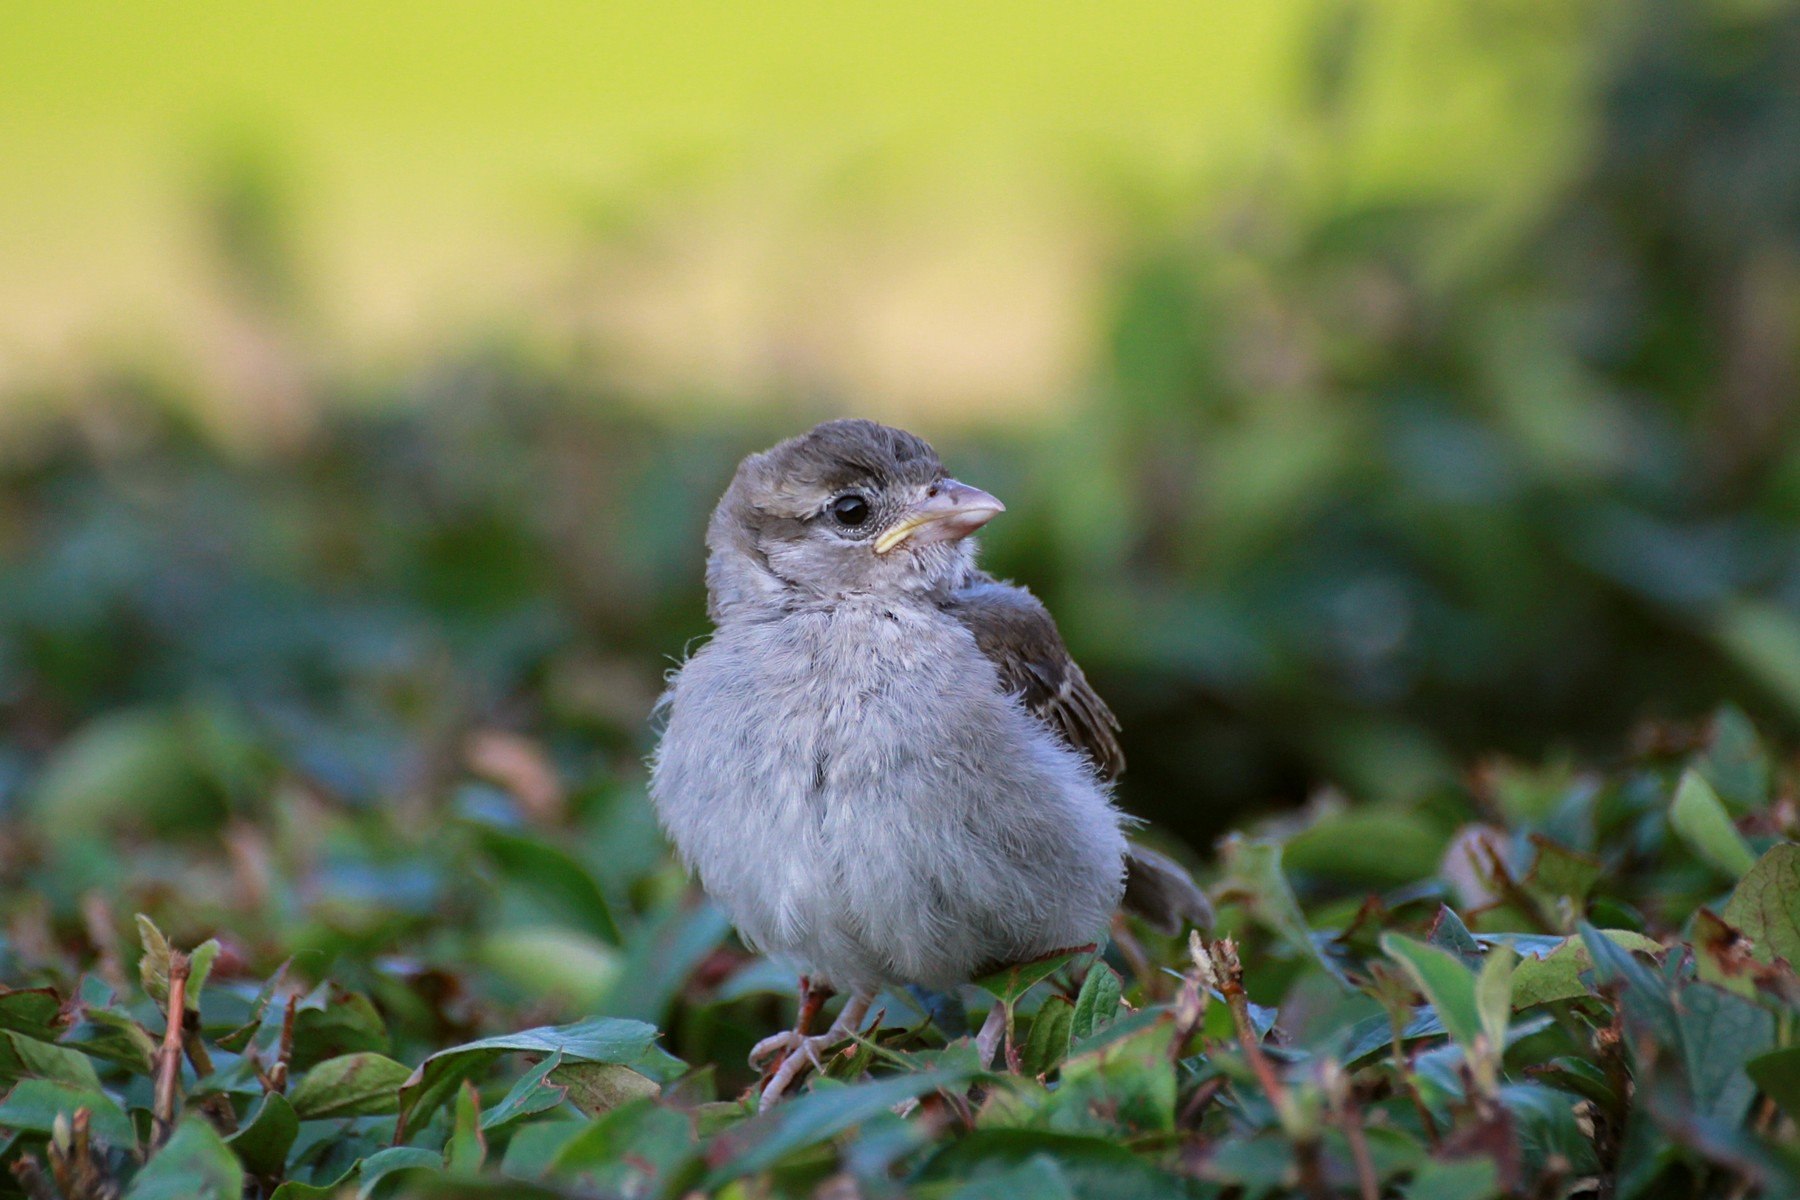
[648,418,1209,1108]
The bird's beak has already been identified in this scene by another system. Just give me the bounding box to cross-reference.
[873,479,1005,554]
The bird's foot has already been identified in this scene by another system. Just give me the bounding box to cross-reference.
[753,991,875,1111]
[755,1030,844,1110]
[748,1027,832,1071]
[973,1003,1008,1070]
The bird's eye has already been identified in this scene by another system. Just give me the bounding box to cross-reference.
[830,493,871,527]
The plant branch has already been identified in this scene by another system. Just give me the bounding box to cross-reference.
[1203,938,1329,1200]
[1338,1091,1381,1200]
[151,951,191,1149]
[8,1156,57,1200]
[1388,1005,1441,1147]
[268,991,299,1094]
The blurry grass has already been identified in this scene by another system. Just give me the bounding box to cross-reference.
[1,1,1587,402]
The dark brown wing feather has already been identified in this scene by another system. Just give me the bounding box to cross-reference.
[942,573,1126,780]
[944,573,1211,932]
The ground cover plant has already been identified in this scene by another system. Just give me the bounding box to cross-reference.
[4,5,1800,1194]
[2,703,1797,1198]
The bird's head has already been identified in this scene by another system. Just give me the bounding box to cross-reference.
[704,419,1004,618]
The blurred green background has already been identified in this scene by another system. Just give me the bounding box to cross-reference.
[5,0,1800,851]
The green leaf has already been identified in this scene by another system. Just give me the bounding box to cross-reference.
[1510,930,1663,1008]
[1342,1007,1445,1069]
[1691,909,1761,999]
[186,939,222,1009]
[1197,1132,1305,1190]
[271,1149,441,1200]
[269,1178,351,1200]
[1070,964,1122,1042]
[477,927,618,1012]
[61,1005,158,1075]
[1699,706,1770,811]
[1282,806,1448,885]
[1721,843,1800,965]
[1219,836,1349,986]
[551,1060,660,1116]
[1426,906,1483,969]
[549,1097,696,1191]
[351,1145,443,1195]
[1527,1056,1617,1107]
[479,1050,568,1131]
[1669,769,1757,878]
[1019,996,1074,1079]
[1580,923,1772,1121]
[213,961,291,1053]
[947,1156,1077,1200]
[597,903,733,1024]
[1677,981,1774,1123]
[445,1081,486,1176]
[126,1116,243,1200]
[0,1078,136,1148]
[225,1092,298,1178]
[0,989,61,1039]
[396,1015,677,1137]
[1405,1154,1500,1200]
[289,1052,413,1118]
[1746,1047,1800,1120]
[1522,836,1602,906]
[134,917,219,1012]
[473,825,621,945]
[973,946,1093,1004]
[27,709,226,844]
[702,1067,977,1187]
[1579,923,1680,1047]
[923,1129,1190,1200]
[1474,945,1516,1051]
[498,1118,586,1180]
[136,914,173,1001]
[290,983,390,1068]
[0,1030,104,1088]
[1715,600,1800,720]
[478,1045,658,1129]
[1380,933,1480,1051]
[1033,1014,1176,1136]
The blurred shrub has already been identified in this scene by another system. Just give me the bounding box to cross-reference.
[2,2,1800,848]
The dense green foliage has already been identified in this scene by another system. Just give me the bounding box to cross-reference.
[2,705,1798,1197]
[6,0,1800,1195]
[6,4,1800,842]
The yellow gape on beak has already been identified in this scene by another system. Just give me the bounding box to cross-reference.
[873,479,1005,554]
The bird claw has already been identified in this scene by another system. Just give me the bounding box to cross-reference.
[748,1028,834,1071]
[755,1031,840,1111]
[752,991,876,1111]
[748,1029,807,1069]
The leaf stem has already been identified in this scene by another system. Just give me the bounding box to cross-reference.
[151,951,190,1149]
[269,991,299,1094]
[1210,938,1329,1200]
[1388,1007,1441,1147]
[1338,1094,1381,1200]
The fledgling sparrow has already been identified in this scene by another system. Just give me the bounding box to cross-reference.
[650,419,1208,1107]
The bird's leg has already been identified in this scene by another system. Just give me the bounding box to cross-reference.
[749,975,834,1070]
[756,990,875,1111]
[973,1003,1007,1070]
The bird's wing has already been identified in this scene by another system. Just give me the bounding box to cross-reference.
[944,574,1212,933]
[1119,843,1214,934]
[942,573,1125,780]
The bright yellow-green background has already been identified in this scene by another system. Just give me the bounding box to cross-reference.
[3,2,1583,413]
